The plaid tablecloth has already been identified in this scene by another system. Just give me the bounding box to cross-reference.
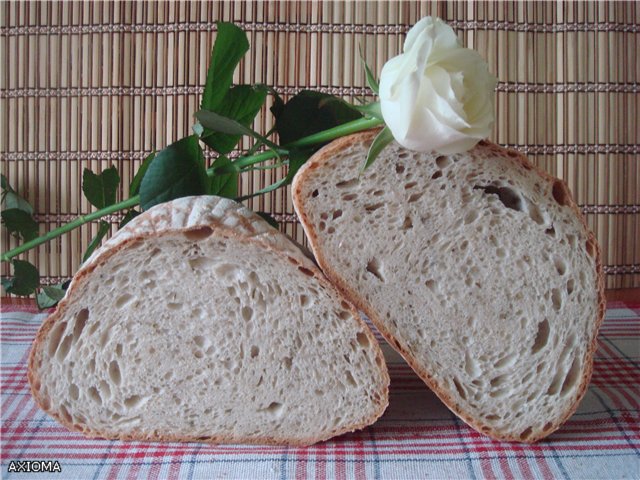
[1,301,638,480]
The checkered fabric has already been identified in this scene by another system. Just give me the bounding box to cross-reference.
[1,302,638,480]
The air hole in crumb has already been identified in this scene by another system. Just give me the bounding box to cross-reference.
[396,164,405,174]
[69,384,79,401]
[532,319,550,354]
[566,278,575,295]
[453,378,467,400]
[342,193,357,201]
[241,306,253,321]
[300,295,310,307]
[318,221,326,231]
[356,332,370,348]
[59,404,72,423]
[250,346,259,358]
[298,266,314,277]
[464,210,479,224]
[265,402,283,415]
[402,216,413,230]
[560,356,581,395]
[338,311,351,320]
[320,212,328,220]
[88,386,102,405]
[519,427,533,441]
[183,226,213,241]
[405,181,417,189]
[336,178,358,189]
[283,357,292,370]
[311,189,319,198]
[554,256,567,276]
[189,256,215,270]
[109,360,121,386]
[332,210,343,219]
[115,294,133,309]
[474,185,523,212]
[365,202,384,212]
[48,322,67,357]
[496,248,506,258]
[545,226,556,237]
[408,192,423,203]
[431,170,443,180]
[124,395,143,408]
[193,336,206,348]
[425,279,436,291]
[73,309,89,341]
[528,204,546,225]
[551,288,563,311]
[435,155,450,168]
[327,226,335,234]
[345,371,357,387]
[167,302,181,310]
[366,258,384,282]
[56,335,73,362]
[552,180,570,206]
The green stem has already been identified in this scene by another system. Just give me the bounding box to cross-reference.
[1,116,385,263]
[1,196,139,263]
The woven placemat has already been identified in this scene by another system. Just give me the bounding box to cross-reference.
[1,1,638,288]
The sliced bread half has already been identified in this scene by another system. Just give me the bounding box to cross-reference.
[292,130,605,443]
[28,196,389,446]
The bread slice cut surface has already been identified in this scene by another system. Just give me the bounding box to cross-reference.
[292,130,605,442]
[29,196,389,446]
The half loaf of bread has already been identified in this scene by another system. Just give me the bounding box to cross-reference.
[292,130,605,443]
[28,196,389,445]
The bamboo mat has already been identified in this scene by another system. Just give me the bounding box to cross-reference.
[1,1,638,289]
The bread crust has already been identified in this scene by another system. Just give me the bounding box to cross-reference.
[292,130,606,443]
[28,196,390,446]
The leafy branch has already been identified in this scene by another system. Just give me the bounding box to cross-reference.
[1,21,384,307]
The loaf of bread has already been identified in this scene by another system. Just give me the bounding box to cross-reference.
[28,196,389,445]
[292,130,605,442]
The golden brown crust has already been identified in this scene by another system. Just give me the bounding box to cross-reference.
[292,131,606,443]
[28,196,389,446]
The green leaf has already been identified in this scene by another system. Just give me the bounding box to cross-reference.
[2,259,39,296]
[274,91,362,146]
[198,85,268,154]
[359,45,380,94]
[269,88,286,120]
[195,109,281,153]
[209,156,239,198]
[82,165,120,209]
[119,209,140,228]
[256,212,279,229]
[82,221,110,263]
[201,22,250,112]
[129,152,156,196]
[1,208,39,241]
[139,135,209,211]
[362,126,394,172]
[1,175,34,215]
[36,283,68,310]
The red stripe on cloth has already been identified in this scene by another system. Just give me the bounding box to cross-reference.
[294,445,307,480]
[595,341,640,410]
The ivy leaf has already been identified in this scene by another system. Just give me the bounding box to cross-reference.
[129,152,156,197]
[82,166,120,209]
[36,283,69,310]
[274,91,362,146]
[210,156,239,198]
[1,174,34,215]
[197,85,268,154]
[2,259,39,296]
[256,212,279,229]
[139,135,209,211]
[82,221,110,263]
[361,126,394,172]
[201,22,250,112]
[195,109,281,152]
[119,209,140,228]
[359,45,380,94]
[1,208,39,241]
[269,88,286,120]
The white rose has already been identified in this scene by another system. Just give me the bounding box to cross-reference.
[379,16,497,154]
